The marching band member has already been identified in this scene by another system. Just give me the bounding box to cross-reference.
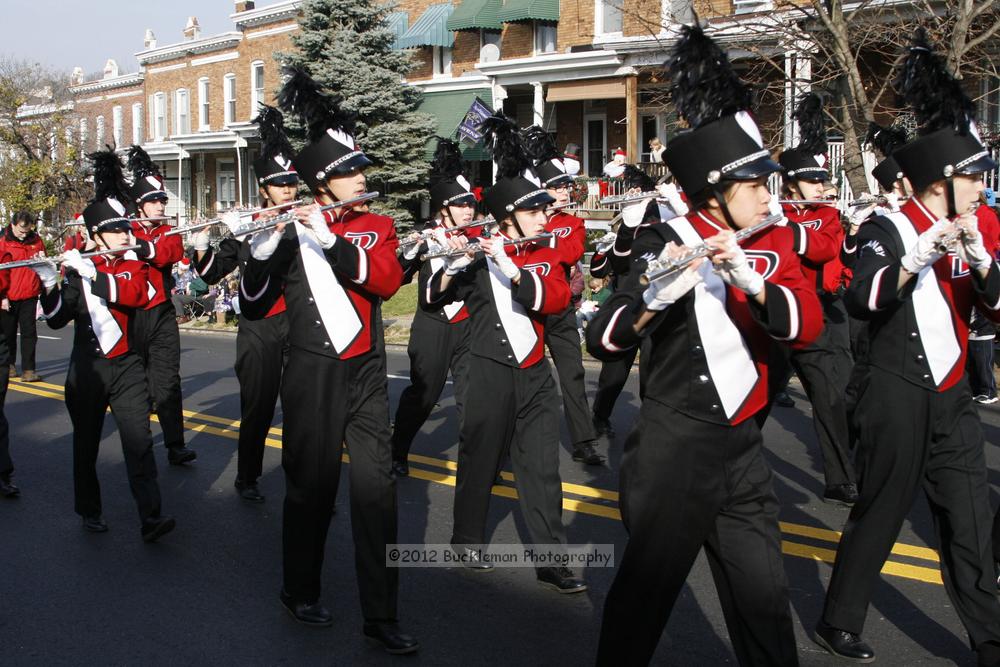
[426,112,586,593]
[239,67,415,654]
[192,105,298,503]
[125,146,197,466]
[0,212,46,382]
[390,138,475,477]
[33,149,174,541]
[816,31,1000,665]
[521,125,604,465]
[773,93,858,506]
[587,25,822,665]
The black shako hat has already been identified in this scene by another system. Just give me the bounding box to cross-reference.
[522,126,574,188]
[779,92,829,181]
[891,29,995,194]
[252,104,299,188]
[126,145,168,205]
[276,66,372,192]
[84,148,135,236]
[481,113,554,222]
[428,137,476,212]
[663,25,781,206]
[866,123,908,191]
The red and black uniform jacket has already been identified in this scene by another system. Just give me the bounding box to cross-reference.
[844,197,1000,393]
[422,235,570,369]
[586,210,823,426]
[0,228,45,301]
[131,221,184,309]
[41,255,151,359]
[545,211,586,269]
[398,221,469,325]
[782,203,845,295]
[240,207,402,359]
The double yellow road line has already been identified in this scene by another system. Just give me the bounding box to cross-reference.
[9,376,943,585]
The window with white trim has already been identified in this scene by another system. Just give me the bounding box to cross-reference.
[175,89,190,135]
[153,92,167,141]
[224,74,236,125]
[533,22,557,54]
[95,115,105,148]
[480,29,501,53]
[198,78,210,130]
[250,61,265,116]
[112,106,123,147]
[132,103,143,144]
[432,47,452,77]
[595,0,623,35]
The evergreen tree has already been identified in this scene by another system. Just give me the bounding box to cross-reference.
[280,0,435,227]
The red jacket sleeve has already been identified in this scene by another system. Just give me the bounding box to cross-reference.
[137,227,184,268]
[755,227,824,349]
[327,215,403,300]
[512,248,570,315]
[89,260,151,308]
[784,205,842,265]
[546,213,585,266]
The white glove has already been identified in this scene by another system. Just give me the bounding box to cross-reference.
[31,258,58,289]
[621,200,647,229]
[307,209,337,249]
[713,239,764,296]
[444,251,474,275]
[221,211,243,236]
[402,234,424,261]
[656,182,688,216]
[848,204,876,232]
[900,219,949,274]
[767,196,788,226]
[643,246,703,311]
[62,249,97,280]
[193,231,210,252]
[957,225,993,271]
[489,242,520,280]
[594,232,617,254]
[250,228,283,261]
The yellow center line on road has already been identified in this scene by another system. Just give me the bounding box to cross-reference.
[9,378,945,584]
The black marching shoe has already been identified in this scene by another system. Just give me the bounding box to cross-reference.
[141,515,176,543]
[234,478,265,504]
[536,566,587,594]
[592,416,615,440]
[82,515,108,533]
[453,545,493,571]
[392,457,409,477]
[572,440,606,466]
[279,590,333,627]
[363,621,419,655]
[0,473,20,497]
[823,483,859,507]
[815,621,875,663]
[167,446,197,466]
[774,391,795,408]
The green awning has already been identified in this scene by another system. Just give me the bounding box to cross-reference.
[497,0,559,23]
[446,0,502,31]
[397,3,455,49]
[385,12,409,50]
[417,88,492,161]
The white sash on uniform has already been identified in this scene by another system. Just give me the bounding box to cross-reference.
[294,222,363,354]
[81,276,123,355]
[430,256,465,320]
[486,257,537,364]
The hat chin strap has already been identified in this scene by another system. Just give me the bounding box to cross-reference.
[945,177,958,218]
[711,185,739,232]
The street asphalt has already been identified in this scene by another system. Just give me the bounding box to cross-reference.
[1,323,998,665]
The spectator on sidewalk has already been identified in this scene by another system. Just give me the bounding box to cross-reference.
[968,307,997,404]
[0,212,46,382]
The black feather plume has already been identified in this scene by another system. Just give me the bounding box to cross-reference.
[864,122,908,157]
[520,125,559,165]
[481,112,530,179]
[429,137,465,184]
[622,165,654,192]
[276,65,356,142]
[126,144,160,180]
[667,23,752,129]
[792,92,827,155]
[894,28,975,136]
[253,104,296,161]
[88,147,132,206]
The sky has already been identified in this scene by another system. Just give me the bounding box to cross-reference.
[1,0,237,75]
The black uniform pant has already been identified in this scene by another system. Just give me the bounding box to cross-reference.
[280,346,397,621]
[597,401,798,666]
[391,314,469,460]
[966,339,996,398]
[772,296,856,488]
[132,302,185,450]
[823,369,1000,648]
[1,297,38,371]
[65,351,162,523]
[592,337,650,423]
[452,356,567,549]
[545,306,597,445]
[0,334,11,475]
[234,313,288,482]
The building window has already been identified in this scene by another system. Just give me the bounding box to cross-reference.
[533,22,557,54]
[224,74,237,125]
[175,89,190,135]
[132,103,143,144]
[217,159,237,209]
[154,92,167,140]
[733,0,773,14]
[79,118,87,147]
[95,115,105,148]
[432,47,452,77]
[595,0,623,35]
[250,61,265,115]
[480,29,501,54]
[198,78,210,130]
[112,106,123,147]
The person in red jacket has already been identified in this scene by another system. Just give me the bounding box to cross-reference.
[31,148,174,541]
[238,66,416,654]
[427,111,586,594]
[0,212,46,381]
[125,145,196,466]
[772,92,858,506]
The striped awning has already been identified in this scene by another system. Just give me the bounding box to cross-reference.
[385,12,409,50]
[497,0,559,23]
[446,0,503,31]
[397,4,455,49]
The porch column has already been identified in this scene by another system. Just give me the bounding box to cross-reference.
[783,41,812,149]
[531,81,544,127]
[625,75,639,163]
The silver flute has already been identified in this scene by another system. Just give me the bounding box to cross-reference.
[419,233,554,261]
[0,244,144,271]
[599,191,660,206]
[398,217,499,254]
[165,200,306,236]
[639,213,784,286]
[933,202,980,253]
[226,192,380,238]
